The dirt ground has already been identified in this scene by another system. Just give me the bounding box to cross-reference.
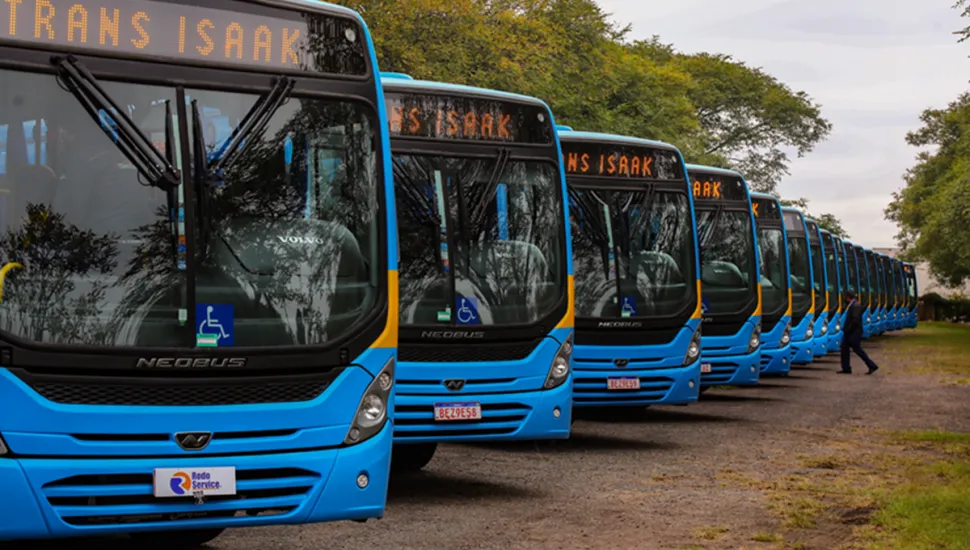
[214,332,969,550]
[5,332,968,549]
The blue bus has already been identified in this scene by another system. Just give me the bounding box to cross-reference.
[822,229,846,353]
[686,165,761,389]
[805,219,830,358]
[884,256,900,332]
[841,240,862,341]
[876,254,891,335]
[750,193,792,376]
[902,263,919,328]
[783,208,815,366]
[860,247,878,338]
[823,233,849,353]
[0,0,398,544]
[561,130,702,407]
[381,74,574,471]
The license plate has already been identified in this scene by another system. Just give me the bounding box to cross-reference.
[701,363,712,374]
[433,402,482,421]
[607,376,640,390]
[153,467,236,498]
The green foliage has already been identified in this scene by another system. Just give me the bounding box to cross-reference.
[340,0,841,224]
[886,93,970,287]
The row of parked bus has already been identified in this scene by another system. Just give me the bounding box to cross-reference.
[0,0,919,544]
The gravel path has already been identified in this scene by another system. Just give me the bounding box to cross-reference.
[5,332,968,549]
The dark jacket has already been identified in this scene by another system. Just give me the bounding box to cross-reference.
[843,300,864,338]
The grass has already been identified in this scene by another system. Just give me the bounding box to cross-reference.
[751,532,783,543]
[692,525,730,541]
[890,322,970,381]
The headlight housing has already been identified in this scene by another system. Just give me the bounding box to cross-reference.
[345,356,394,446]
[835,320,841,332]
[746,322,762,354]
[683,327,702,366]
[780,323,791,346]
[544,333,573,389]
[806,325,814,339]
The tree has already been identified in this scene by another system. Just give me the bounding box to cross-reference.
[670,53,832,194]
[780,198,850,238]
[886,93,970,287]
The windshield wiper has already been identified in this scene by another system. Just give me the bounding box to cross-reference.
[204,76,294,182]
[52,55,180,191]
[618,186,657,257]
[699,205,724,249]
[466,148,512,233]
[567,187,612,247]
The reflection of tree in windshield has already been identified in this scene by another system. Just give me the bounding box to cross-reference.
[697,209,755,315]
[394,155,563,326]
[758,228,788,318]
[570,189,693,318]
[0,204,118,343]
[118,95,379,346]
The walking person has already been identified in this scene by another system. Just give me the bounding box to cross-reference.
[839,290,880,375]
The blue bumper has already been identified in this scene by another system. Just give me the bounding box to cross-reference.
[0,346,395,541]
[826,331,843,353]
[0,426,392,540]
[760,345,792,375]
[572,324,701,407]
[392,328,573,445]
[790,339,814,365]
[699,319,761,387]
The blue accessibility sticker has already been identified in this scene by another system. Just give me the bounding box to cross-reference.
[620,296,637,318]
[196,303,234,347]
[701,296,711,314]
[455,296,480,325]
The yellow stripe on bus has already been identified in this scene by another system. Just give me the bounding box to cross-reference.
[691,279,703,320]
[554,275,575,329]
[0,262,24,303]
[369,270,399,349]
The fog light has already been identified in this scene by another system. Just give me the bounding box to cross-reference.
[782,358,788,364]
[348,427,360,443]
[688,380,695,388]
[750,366,756,373]
[356,473,369,489]
[553,407,561,418]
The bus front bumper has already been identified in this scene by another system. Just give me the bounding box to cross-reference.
[812,334,829,357]
[700,350,760,387]
[826,332,843,353]
[760,345,792,375]
[392,380,573,445]
[572,362,701,407]
[0,424,391,541]
[790,340,814,365]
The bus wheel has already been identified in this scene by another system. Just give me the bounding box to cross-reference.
[130,528,225,548]
[392,443,438,472]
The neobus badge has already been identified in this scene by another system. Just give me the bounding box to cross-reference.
[0,0,368,74]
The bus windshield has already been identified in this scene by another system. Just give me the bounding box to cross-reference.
[0,70,381,347]
[866,252,879,307]
[696,209,756,315]
[569,188,695,319]
[846,247,859,294]
[810,241,825,314]
[823,235,839,317]
[758,227,788,319]
[394,154,564,326]
[788,234,812,319]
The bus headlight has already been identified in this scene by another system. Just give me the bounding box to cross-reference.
[746,323,762,354]
[544,334,573,390]
[683,328,702,366]
[345,356,394,446]
[821,324,828,335]
[780,323,791,346]
[836,320,841,332]
[806,325,814,339]
[866,316,871,323]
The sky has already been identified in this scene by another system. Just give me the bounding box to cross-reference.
[596,0,970,248]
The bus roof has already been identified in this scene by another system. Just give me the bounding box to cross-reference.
[781,206,805,216]
[380,73,551,111]
[557,130,681,154]
[283,0,364,18]
[749,191,778,201]
[685,163,745,180]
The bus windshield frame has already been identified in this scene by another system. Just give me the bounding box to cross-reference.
[783,210,812,323]
[751,196,788,327]
[822,233,841,319]
[0,1,391,369]
[384,86,569,339]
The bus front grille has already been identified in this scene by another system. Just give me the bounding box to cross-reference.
[393,402,531,439]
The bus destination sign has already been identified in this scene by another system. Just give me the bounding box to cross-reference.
[0,0,368,74]
[385,92,554,144]
[687,171,748,202]
[560,141,683,181]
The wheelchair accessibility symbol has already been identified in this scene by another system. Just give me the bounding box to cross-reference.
[455,297,480,325]
[196,304,234,347]
[701,297,711,314]
[620,296,637,318]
